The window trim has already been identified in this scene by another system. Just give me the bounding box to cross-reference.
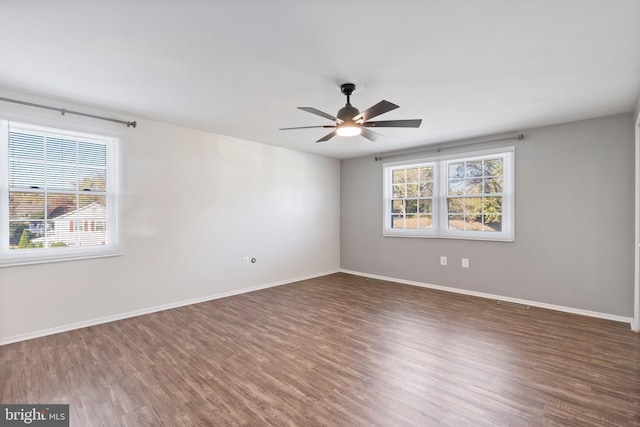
[383,146,515,242]
[0,117,124,267]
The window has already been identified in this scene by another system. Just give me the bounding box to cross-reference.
[0,120,122,266]
[383,147,514,241]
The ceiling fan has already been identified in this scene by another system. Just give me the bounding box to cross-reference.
[279,83,422,143]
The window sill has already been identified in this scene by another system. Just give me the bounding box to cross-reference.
[0,249,122,268]
[383,230,437,238]
[383,230,514,242]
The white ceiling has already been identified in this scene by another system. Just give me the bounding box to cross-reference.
[1,0,639,159]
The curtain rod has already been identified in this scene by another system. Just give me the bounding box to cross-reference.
[374,133,524,161]
[0,96,137,128]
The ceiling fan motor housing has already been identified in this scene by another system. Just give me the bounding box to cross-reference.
[337,104,359,122]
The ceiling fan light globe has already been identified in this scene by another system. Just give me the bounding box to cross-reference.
[336,124,362,137]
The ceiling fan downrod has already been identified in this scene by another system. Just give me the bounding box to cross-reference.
[338,83,359,122]
[340,83,356,105]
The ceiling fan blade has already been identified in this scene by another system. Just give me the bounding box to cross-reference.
[316,130,337,143]
[363,119,423,128]
[353,100,399,122]
[280,125,336,130]
[298,107,342,123]
[361,128,383,142]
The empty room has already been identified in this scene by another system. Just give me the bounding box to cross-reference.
[1,1,639,426]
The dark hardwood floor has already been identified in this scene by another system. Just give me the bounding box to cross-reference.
[1,272,639,426]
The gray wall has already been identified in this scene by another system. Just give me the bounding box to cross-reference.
[341,113,635,317]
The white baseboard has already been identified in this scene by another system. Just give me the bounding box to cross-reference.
[0,269,340,346]
[340,269,634,326]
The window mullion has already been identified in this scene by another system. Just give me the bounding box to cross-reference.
[437,160,446,236]
[43,134,48,248]
[0,121,9,254]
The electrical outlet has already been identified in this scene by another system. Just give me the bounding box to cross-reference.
[440,256,447,266]
[243,257,250,265]
[462,258,469,268]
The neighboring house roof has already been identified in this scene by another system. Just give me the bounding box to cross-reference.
[47,205,74,219]
[53,202,105,220]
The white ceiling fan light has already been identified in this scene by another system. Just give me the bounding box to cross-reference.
[336,123,362,137]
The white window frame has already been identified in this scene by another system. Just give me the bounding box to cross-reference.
[383,147,515,242]
[0,118,123,267]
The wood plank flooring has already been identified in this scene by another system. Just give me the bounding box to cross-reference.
[1,272,639,426]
